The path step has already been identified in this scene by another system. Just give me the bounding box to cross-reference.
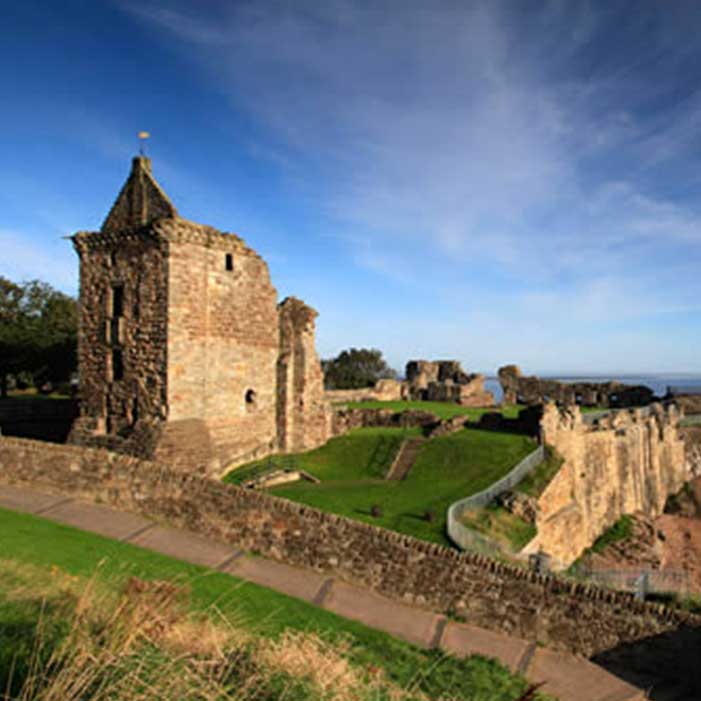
[386,438,426,481]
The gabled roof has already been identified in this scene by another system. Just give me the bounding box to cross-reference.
[101,156,178,233]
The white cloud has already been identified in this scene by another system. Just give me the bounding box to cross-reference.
[0,230,78,294]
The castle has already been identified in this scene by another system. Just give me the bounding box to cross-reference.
[69,156,331,474]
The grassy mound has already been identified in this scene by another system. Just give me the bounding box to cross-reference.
[513,448,563,498]
[461,505,537,552]
[225,427,420,485]
[0,508,541,700]
[251,428,535,545]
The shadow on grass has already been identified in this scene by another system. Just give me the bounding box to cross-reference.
[592,624,701,700]
[0,597,71,699]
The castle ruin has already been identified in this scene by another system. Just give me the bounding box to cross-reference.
[69,156,331,474]
[405,360,494,405]
[498,364,655,408]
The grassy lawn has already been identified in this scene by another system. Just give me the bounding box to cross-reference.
[344,400,522,420]
[225,427,421,485]
[266,428,536,546]
[0,508,538,701]
[462,505,536,552]
[515,447,563,498]
[589,515,634,554]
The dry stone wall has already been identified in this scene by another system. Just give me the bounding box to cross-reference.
[528,404,689,566]
[2,435,698,658]
[325,379,406,404]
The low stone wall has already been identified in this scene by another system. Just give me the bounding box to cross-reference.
[498,365,655,408]
[1,435,699,658]
[331,407,439,435]
[325,379,406,404]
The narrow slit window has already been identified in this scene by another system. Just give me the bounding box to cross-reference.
[225,253,234,271]
[112,349,124,381]
[112,285,124,318]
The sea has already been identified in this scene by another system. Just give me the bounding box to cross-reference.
[483,375,701,404]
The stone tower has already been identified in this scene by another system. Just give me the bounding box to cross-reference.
[69,156,331,474]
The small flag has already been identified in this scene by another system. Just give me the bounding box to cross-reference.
[138,131,150,139]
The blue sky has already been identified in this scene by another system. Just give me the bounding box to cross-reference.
[2,0,701,375]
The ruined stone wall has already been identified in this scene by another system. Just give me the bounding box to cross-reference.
[277,297,331,453]
[405,360,494,406]
[1,434,698,657]
[71,228,169,443]
[498,365,655,408]
[164,220,279,471]
[528,404,689,566]
[325,379,406,404]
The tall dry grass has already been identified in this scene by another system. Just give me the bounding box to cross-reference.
[1,568,431,701]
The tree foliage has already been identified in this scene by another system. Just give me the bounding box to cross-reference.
[0,277,78,397]
[322,348,397,390]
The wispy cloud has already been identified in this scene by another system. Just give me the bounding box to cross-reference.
[121,0,701,367]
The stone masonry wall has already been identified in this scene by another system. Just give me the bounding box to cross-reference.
[71,228,170,440]
[325,379,406,404]
[406,360,494,406]
[70,157,332,476]
[1,435,698,658]
[276,297,331,453]
[528,403,689,566]
[165,220,279,471]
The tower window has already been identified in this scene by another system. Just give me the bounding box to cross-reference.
[245,388,256,405]
[112,349,124,381]
[112,285,124,318]
[225,253,234,271]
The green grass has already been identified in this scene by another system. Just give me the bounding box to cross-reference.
[461,504,537,552]
[4,390,73,401]
[515,447,564,498]
[589,515,634,554]
[225,427,420,485]
[0,508,537,701]
[267,428,536,545]
[344,400,522,420]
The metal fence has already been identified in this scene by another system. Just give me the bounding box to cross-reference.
[569,566,692,597]
[446,446,545,551]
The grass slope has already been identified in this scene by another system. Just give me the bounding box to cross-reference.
[462,505,536,552]
[514,448,564,498]
[268,429,535,545]
[225,427,420,485]
[0,508,537,700]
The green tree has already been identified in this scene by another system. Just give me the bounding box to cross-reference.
[322,348,397,390]
[0,277,78,398]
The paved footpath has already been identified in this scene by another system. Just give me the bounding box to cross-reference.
[0,484,646,701]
